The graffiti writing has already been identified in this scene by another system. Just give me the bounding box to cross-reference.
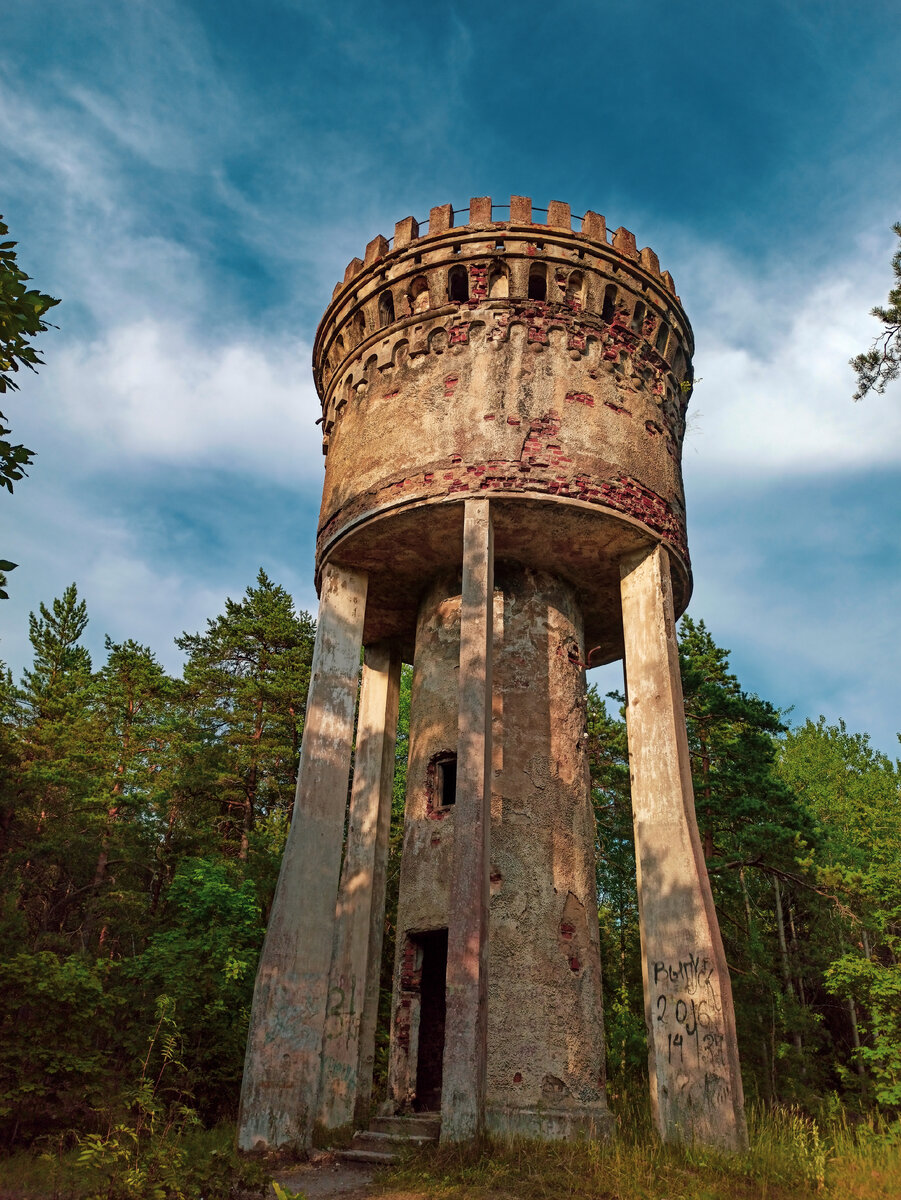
[651,950,728,1081]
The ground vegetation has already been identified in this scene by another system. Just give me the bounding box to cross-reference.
[0,574,898,1197]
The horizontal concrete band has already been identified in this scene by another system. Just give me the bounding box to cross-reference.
[485,1105,615,1142]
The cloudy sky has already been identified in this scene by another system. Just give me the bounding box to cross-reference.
[3,0,901,752]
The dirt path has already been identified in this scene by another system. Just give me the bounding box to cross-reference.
[272,1152,423,1200]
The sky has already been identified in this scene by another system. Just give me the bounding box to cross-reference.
[2,0,901,753]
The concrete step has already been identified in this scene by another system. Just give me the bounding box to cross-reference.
[368,1113,441,1139]
[336,1114,441,1165]
[353,1130,435,1147]
[339,1147,397,1165]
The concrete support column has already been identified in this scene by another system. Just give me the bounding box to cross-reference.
[441,498,494,1142]
[620,544,747,1152]
[318,642,402,1129]
[237,563,368,1155]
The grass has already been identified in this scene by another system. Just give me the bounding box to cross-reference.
[1,1104,898,1199]
[379,1099,901,1200]
[0,1124,270,1200]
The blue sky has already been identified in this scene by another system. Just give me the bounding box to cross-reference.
[3,0,901,752]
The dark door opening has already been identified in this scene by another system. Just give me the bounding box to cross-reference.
[414,928,448,1111]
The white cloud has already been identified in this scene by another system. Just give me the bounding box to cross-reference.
[677,235,901,481]
[41,320,322,483]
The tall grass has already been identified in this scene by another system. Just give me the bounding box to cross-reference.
[383,1097,901,1199]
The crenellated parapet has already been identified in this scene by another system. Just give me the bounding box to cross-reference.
[313,196,693,425]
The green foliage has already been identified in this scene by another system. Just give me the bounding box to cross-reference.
[0,952,121,1143]
[0,214,60,494]
[176,569,315,864]
[130,860,263,1117]
[778,718,901,1110]
[270,1181,308,1200]
[0,572,316,1148]
[851,222,901,400]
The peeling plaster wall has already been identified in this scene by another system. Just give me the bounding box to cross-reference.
[386,565,607,1126]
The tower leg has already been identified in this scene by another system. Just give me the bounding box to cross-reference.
[237,563,368,1155]
[318,642,402,1129]
[620,545,748,1152]
[441,498,494,1142]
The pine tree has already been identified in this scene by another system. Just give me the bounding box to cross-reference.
[176,569,315,870]
[778,719,901,1106]
[12,585,103,948]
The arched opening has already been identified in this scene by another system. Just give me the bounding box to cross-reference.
[488,263,509,298]
[448,265,469,303]
[410,276,430,313]
[630,301,646,333]
[378,290,395,328]
[566,271,584,308]
[602,284,617,323]
[528,264,547,301]
[655,321,669,355]
[352,310,366,344]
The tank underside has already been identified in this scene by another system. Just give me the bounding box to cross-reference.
[323,495,690,665]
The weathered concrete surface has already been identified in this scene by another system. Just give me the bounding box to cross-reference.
[318,643,402,1130]
[237,564,368,1155]
[620,545,747,1152]
[386,562,611,1141]
[310,196,694,661]
[441,497,494,1142]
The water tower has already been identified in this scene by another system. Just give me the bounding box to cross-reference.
[238,197,747,1154]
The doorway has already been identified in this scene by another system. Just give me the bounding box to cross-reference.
[414,928,448,1111]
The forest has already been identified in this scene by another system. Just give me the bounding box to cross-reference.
[0,570,899,1197]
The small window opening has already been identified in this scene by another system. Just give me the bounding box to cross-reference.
[655,321,669,354]
[630,301,646,333]
[379,290,395,328]
[448,265,469,303]
[452,243,462,255]
[602,284,617,323]
[410,276,430,313]
[495,239,505,249]
[566,270,584,307]
[488,264,509,299]
[413,252,422,265]
[352,311,366,343]
[378,291,395,328]
[436,754,457,808]
[528,264,547,301]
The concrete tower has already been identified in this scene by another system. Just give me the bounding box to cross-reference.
[238,197,748,1156]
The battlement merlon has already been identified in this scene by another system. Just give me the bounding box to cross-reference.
[313,195,694,408]
[322,194,683,304]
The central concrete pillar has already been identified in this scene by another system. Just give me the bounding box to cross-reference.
[441,498,494,1142]
[237,563,368,1155]
[318,642,402,1129]
[620,545,747,1151]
